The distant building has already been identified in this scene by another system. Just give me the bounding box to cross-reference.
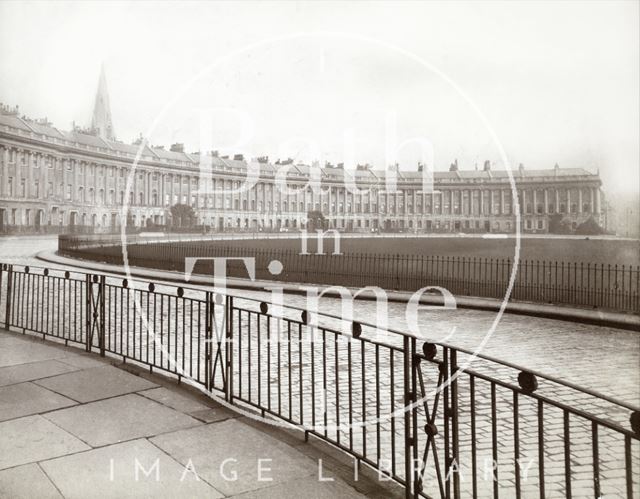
[0,72,605,234]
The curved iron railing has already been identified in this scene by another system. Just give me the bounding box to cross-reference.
[58,233,640,313]
[0,261,638,498]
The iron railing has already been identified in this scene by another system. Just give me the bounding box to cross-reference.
[0,261,638,498]
[59,236,640,313]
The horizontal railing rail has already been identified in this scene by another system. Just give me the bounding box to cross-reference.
[0,261,638,498]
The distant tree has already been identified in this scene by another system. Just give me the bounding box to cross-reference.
[170,204,196,228]
[306,210,327,232]
[575,216,605,235]
[548,213,573,234]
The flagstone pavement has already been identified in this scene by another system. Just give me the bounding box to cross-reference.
[0,328,400,499]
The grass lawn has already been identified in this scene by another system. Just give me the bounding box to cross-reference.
[196,235,639,266]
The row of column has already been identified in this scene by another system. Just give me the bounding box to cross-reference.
[0,147,602,217]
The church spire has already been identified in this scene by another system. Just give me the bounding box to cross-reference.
[91,64,115,141]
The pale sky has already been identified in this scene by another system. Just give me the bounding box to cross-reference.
[0,1,638,196]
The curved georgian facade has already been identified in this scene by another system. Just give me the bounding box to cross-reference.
[0,110,603,234]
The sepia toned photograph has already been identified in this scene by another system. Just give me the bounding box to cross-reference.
[0,1,638,498]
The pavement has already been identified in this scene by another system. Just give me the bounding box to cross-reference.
[0,329,400,499]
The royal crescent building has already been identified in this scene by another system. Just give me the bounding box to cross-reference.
[0,72,604,235]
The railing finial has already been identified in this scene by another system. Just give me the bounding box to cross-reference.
[518,371,538,393]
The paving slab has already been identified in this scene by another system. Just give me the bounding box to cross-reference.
[189,406,239,423]
[0,415,90,469]
[58,354,111,369]
[0,337,71,367]
[229,475,366,498]
[41,438,222,499]
[151,418,317,496]
[0,359,79,387]
[0,381,77,421]
[35,364,157,402]
[44,393,201,447]
[0,463,63,498]
[139,386,211,413]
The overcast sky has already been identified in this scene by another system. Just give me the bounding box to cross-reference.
[0,1,638,196]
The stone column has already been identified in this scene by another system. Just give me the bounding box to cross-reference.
[567,189,571,214]
[544,189,549,214]
[590,188,595,213]
[578,188,583,213]
[161,174,166,207]
[555,189,560,213]
[533,189,537,214]
[595,189,601,214]
[1,147,8,196]
[28,152,35,199]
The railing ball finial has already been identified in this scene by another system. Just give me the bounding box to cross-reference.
[177,287,184,298]
[43,268,49,276]
[64,271,70,279]
[422,342,437,361]
[301,310,308,325]
[424,422,438,436]
[352,321,362,338]
[122,279,128,288]
[518,371,538,394]
[24,266,30,274]
[260,302,269,314]
[93,274,99,283]
[631,411,640,436]
[148,283,155,293]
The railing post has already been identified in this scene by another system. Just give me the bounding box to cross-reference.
[204,291,213,391]
[443,346,451,499]
[99,275,106,357]
[225,295,234,404]
[403,335,414,499]
[450,349,461,499]
[411,336,420,497]
[4,264,13,329]
[85,273,91,352]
